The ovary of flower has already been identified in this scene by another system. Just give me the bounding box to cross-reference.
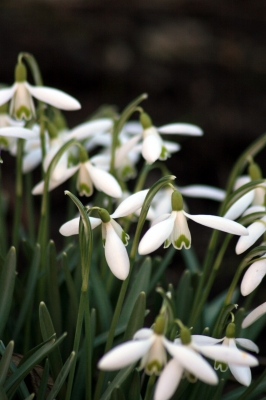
[0,62,81,120]
[241,253,266,296]
[191,332,259,387]
[138,206,248,255]
[235,216,266,255]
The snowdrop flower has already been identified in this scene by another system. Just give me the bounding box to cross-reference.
[235,214,266,255]
[242,302,266,328]
[138,190,248,255]
[241,253,266,296]
[0,62,81,121]
[201,322,259,387]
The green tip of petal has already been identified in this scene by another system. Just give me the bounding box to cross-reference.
[215,361,228,373]
[15,62,27,82]
[171,191,183,211]
[174,235,190,249]
[140,112,153,129]
[121,230,130,246]
[145,360,163,375]
[78,183,91,196]
[15,106,32,120]
[159,146,170,160]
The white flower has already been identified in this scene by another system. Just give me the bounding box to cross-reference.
[242,302,266,328]
[191,326,259,387]
[241,253,266,296]
[138,190,248,255]
[0,62,81,120]
[235,215,266,255]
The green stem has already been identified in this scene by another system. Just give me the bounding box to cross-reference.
[144,375,156,400]
[25,172,35,243]
[12,138,24,250]
[84,290,91,400]
[224,259,246,306]
[0,168,7,257]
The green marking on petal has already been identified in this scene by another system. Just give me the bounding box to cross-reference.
[159,146,170,160]
[120,165,135,180]
[145,360,163,375]
[121,230,130,245]
[15,106,31,120]
[78,183,91,196]
[186,372,197,383]
[164,239,170,248]
[174,235,190,249]
[102,238,106,247]
[215,360,228,372]
[0,137,9,147]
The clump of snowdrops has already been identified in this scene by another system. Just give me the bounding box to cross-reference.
[0,52,265,400]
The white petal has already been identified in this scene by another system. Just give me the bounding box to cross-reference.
[32,165,79,195]
[138,213,176,255]
[164,341,218,384]
[154,359,183,400]
[26,82,81,110]
[0,127,39,140]
[163,140,181,153]
[86,162,122,198]
[235,339,259,353]
[242,302,266,328]
[98,338,153,370]
[223,191,254,220]
[191,335,223,346]
[198,345,258,366]
[59,216,101,236]
[229,364,251,386]
[111,189,149,218]
[104,222,130,280]
[23,148,42,173]
[183,211,248,236]
[235,176,251,190]
[236,217,266,255]
[133,328,154,340]
[157,123,203,136]
[115,134,142,168]
[178,185,225,201]
[142,128,162,164]
[241,258,266,296]
[68,119,113,140]
[243,205,266,217]
[0,85,16,106]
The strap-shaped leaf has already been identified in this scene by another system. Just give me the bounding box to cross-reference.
[0,341,14,385]
[46,352,75,400]
[100,365,135,400]
[36,359,49,400]
[47,241,62,337]
[123,292,146,341]
[0,247,16,338]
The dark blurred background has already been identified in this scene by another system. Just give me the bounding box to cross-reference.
[2,1,266,303]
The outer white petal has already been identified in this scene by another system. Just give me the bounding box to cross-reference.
[223,191,254,220]
[157,123,203,136]
[32,165,79,195]
[178,185,225,201]
[98,338,153,370]
[59,216,101,236]
[229,364,251,386]
[198,345,258,366]
[236,217,266,255]
[133,328,154,340]
[242,302,266,328]
[163,140,181,153]
[68,119,113,140]
[235,176,251,189]
[243,205,266,217]
[138,213,176,255]
[164,340,218,384]
[241,257,266,296]
[183,211,248,236]
[235,338,259,353]
[190,335,223,346]
[115,134,142,168]
[142,128,162,164]
[0,127,39,140]
[154,359,183,400]
[111,189,149,218]
[0,85,16,106]
[26,82,81,110]
[104,222,130,280]
[85,162,122,198]
[23,148,42,173]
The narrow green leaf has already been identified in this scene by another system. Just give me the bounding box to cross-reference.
[149,247,175,290]
[36,359,49,400]
[47,241,62,336]
[0,384,8,400]
[0,341,14,385]
[14,244,40,340]
[39,302,65,396]
[62,252,79,317]
[175,270,194,324]
[120,258,151,324]
[5,333,67,396]
[110,386,125,400]
[123,292,146,341]
[100,365,135,400]
[46,352,75,400]
[127,370,141,400]
[24,394,35,400]
[0,247,16,338]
